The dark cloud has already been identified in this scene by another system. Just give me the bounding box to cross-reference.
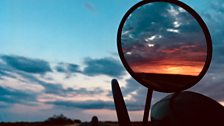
[0,60,70,97]
[184,0,224,102]
[48,100,114,110]
[56,63,81,73]
[44,84,104,96]
[49,98,146,111]
[1,55,52,74]
[55,65,66,73]
[0,86,37,105]
[0,70,9,79]
[0,62,18,79]
[0,55,107,105]
[42,82,67,95]
[0,66,107,111]
[190,72,224,102]
[83,57,125,78]
[67,64,80,72]
[0,60,67,96]
[200,1,224,70]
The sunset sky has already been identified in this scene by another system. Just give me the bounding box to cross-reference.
[121,2,207,76]
[0,0,224,122]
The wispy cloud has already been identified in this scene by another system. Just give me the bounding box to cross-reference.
[48,100,114,110]
[1,55,52,74]
[83,57,125,78]
[0,55,126,111]
[84,2,96,13]
[0,86,38,105]
[55,63,81,73]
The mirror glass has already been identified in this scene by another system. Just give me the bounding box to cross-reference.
[118,1,211,92]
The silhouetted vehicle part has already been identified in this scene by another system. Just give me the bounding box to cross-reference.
[112,79,131,126]
[91,116,99,126]
[151,91,224,126]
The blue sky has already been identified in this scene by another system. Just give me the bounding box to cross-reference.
[0,0,138,63]
[0,0,224,122]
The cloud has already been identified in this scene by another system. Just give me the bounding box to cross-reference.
[200,1,224,71]
[42,84,104,96]
[48,100,114,110]
[0,70,10,79]
[16,72,96,96]
[0,59,107,112]
[120,78,169,110]
[49,97,146,111]
[83,57,125,78]
[71,87,104,95]
[182,0,224,102]
[122,78,143,96]
[1,55,52,74]
[0,101,10,108]
[67,64,80,72]
[108,78,168,111]
[6,70,105,97]
[55,63,81,73]
[0,86,37,105]
[84,2,95,12]
[0,55,115,107]
[190,72,224,102]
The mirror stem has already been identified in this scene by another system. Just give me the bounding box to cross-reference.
[143,88,153,126]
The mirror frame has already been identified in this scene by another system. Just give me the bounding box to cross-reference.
[117,0,212,92]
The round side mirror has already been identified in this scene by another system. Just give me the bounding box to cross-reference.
[117,0,212,92]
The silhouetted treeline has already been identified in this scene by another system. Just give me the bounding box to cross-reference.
[44,114,81,125]
[0,114,150,126]
[0,114,81,126]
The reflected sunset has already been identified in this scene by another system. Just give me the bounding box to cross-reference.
[131,59,206,76]
[132,64,204,76]
[121,2,207,77]
[119,2,209,91]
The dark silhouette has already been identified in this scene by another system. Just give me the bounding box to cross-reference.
[44,114,74,125]
[112,79,152,126]
[136,73,197,91]
[90,116,99,126]
[74,119,82,123]
[111,79,131,126]
[142,89,153,126]
[151,91,224,126]
[111,79,224,126]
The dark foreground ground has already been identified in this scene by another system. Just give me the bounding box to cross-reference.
[0,122,150,126]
